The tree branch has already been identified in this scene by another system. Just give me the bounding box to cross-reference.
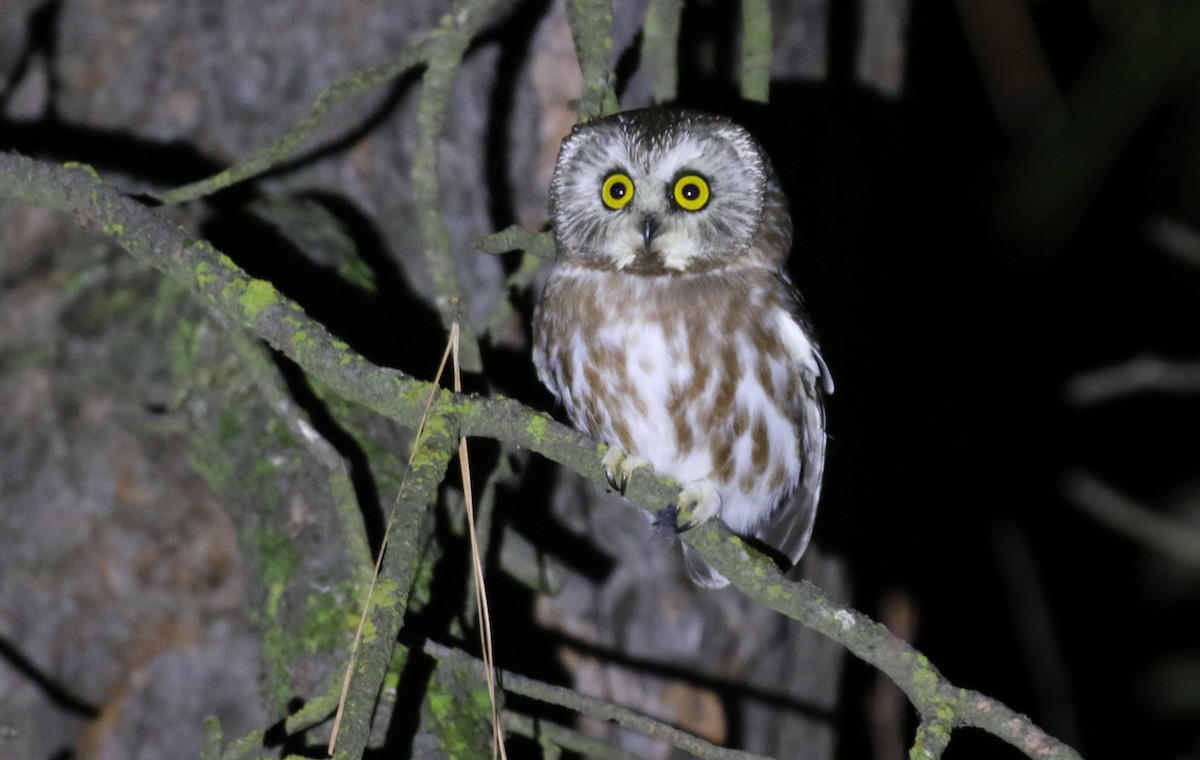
[426,641,772,760]
[409,0,497,372]
[565,0,619,119]
[1063,470,1200,568]
[1064,354,1200,405]
[740,0,772,103]
[503,712,641,760]
[644,0,684,104]
[0,152,1084,760]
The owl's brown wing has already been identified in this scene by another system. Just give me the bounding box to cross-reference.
[756,274,832,574]
[755,367,828,574]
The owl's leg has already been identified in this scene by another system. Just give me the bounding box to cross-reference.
[601,444,648,495]
[671,480,721,532]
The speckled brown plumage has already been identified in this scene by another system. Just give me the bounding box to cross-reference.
[533,108,831,587]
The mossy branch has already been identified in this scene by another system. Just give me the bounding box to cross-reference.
[566,0,619,119]
[644,0,684,104]
[740,0,772,102]
[475,224,555,259]
[332,433,456,759]
[408,0,497,372]
[0,153,1083,760]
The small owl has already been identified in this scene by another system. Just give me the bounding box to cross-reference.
[532,108,832,587]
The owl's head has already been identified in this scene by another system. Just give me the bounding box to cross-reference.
[549,109,791,275]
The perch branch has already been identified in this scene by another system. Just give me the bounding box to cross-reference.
[0,152,1084,760]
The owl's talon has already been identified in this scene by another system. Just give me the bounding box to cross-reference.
[676,480,721,529]
[603,465,629,494]
[604,468,622,493]
[600,445,647,495]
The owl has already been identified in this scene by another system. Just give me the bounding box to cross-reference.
[532,108,832,588]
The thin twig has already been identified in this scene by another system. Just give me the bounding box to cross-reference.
[995,1,1200,249]
[425,641,773,760]
[451,316,508,759]
[1145,215,1200,269]
[152,37,433,204]
[1065,355,1200,405]
[1063,470,1200,568]
[474,225,555,259]
[409,0,496,372]
[503,712,641,760]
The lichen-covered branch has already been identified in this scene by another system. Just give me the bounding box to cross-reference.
[909,717,951,759]
[153,0,499,367]
[202,681,341,760]
[475,224,555,259]
[225,329,374,577]
[565,0,619,119]
[0,153,1084,760]
[686,524,1082,760]
[409,0,498,373]
[644,0,684,103]
[332,433,457,759]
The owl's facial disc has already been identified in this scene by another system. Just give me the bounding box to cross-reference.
[551,109,782,274]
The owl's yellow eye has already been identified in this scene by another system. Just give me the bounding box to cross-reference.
[601,173,634,210]
[673,175,710,211]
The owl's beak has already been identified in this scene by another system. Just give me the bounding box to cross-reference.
[641,215,660,249]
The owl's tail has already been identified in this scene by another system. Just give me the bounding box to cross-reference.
[682,544,732,588]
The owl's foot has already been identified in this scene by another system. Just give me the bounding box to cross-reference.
[601,445,648,495]
[672,480,721,532]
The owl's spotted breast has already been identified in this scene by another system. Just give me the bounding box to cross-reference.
[533,263,826,552]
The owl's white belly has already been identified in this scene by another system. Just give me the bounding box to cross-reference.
[534,268,814,536]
